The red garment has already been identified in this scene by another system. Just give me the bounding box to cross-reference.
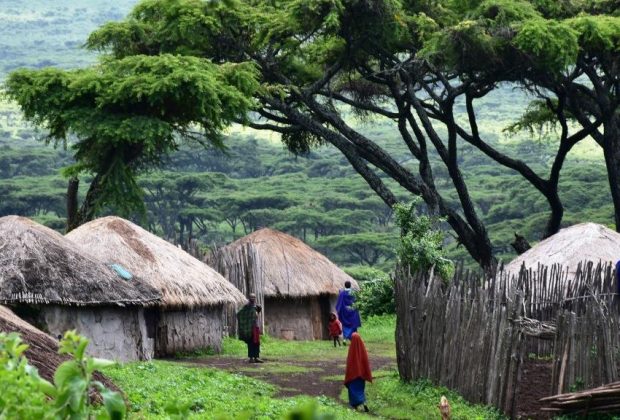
[344,332,372,385]
[328,319,342,337]
[252,325,261,345]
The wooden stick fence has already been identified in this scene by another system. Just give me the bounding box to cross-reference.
[395,261,619,417]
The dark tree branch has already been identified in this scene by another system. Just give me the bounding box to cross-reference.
[319,90,400,119]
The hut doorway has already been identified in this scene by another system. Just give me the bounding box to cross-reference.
[311,295,332,340]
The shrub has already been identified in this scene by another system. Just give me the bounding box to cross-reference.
[355,275,396,317]
[0,330,125,419]
[0,332,49,418]
[393,199,454,281]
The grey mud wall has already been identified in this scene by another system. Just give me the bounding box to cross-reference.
[155,305,224,356]
[264,295,335,340]
[40,305,153,362]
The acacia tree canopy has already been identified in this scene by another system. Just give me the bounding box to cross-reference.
[426,0,620,229]
[5,52,259,230]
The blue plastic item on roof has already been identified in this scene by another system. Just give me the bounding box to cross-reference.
[110,263,133,281]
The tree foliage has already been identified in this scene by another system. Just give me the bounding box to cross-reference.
[394,200,454,280]
[5,52,259,229]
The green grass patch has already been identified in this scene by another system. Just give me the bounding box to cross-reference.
[103,361,367,419]
[322,374,345,382]
[220,315,396,361]
[351,370,505,420]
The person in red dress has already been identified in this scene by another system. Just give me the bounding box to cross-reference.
[328,312,343,347]
[344,332,372,412]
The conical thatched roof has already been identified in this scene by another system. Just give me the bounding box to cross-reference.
[207,228,359,298]
[66,216,246,308]
[505,223,620,275]
[0,305,117,389]
[0,216,160,306]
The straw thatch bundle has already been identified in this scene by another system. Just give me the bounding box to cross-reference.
[66,216,246,308]
[505,223,620,276]
[207,228,358,297]
[0,216,160,306]
[0,305,116,390]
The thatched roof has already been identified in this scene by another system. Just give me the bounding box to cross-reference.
[0,304,63,381]
[0,305,117,389]
[207,228,359,298]
[66,216,246,308]
[505,223,620,276]
[0,216,160,306]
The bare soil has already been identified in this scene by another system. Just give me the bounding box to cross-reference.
[515,359,553,419]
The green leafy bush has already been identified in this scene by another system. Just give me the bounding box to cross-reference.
[0,330,125,419]
[355,275,396,317]
[394,200,454,281]
[0,332,49,419]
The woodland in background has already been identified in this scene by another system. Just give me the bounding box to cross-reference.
[0,100,613,272]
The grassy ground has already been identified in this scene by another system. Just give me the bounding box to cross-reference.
[218,315,396,360]
[103,315,503,419]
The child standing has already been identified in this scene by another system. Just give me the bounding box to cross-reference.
[344,332,372,412]
[328,312,343,347]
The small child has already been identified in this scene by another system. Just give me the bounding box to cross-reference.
[328,312,343,347]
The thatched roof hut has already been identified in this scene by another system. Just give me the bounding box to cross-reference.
[0,216,162,361]
[0,216,160,306]
[66,216,245,308]
[207,228,359,340]
[505,223,620,276]
[66,216,246,355]
[0,305,116,390]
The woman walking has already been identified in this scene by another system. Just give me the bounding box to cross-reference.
[344,332,372,412]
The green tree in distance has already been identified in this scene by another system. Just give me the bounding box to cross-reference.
[5,53,259,231]
[317,232,396,266]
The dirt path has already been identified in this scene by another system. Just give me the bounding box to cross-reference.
[177,355,396,400]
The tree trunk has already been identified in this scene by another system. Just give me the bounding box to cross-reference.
[542,190,564,239]
[66,174,103,233]
[603,119,620,231]
[66,177,79,233]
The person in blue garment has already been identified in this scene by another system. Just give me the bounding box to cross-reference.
[336,280,362,345]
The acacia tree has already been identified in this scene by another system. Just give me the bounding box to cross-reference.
[317,232,396,266]
[5,54,259,231]
[430,0,619,229]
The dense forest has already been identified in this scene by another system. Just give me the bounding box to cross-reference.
[0,0,614,272]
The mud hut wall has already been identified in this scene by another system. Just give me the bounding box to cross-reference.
[39,305,153,362]
[264,297,316,340]
[155,305,224,356]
